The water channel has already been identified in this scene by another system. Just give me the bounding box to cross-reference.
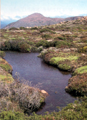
[5,51,76,114]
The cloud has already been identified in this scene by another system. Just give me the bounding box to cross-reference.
[1,8,87,21]
[1,14,24,21]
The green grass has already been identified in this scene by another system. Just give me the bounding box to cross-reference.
[74,65,87,74]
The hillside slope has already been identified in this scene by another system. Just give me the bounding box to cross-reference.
[4,13,83,29]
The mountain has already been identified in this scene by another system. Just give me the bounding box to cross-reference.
[4,13,83,29]
[1,19,17,29]
[64,16,83,21]
[0,16,24,29]
[4,13,64,29]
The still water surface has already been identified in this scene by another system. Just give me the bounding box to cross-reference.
[5,51,76,114]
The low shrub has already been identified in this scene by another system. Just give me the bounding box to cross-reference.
[36,40,52,48]
[0,40,31,52]
[66,73,87,96]
[20,27,27,30]
[30,27,38,30]
[0,111,28,120]
[40,28,54,33]
[9,27,19,30]
[52,40,72,48]
[54,36,66,40]
[1,97,87,120]
[0,80,45,114]
[41,34,52,40]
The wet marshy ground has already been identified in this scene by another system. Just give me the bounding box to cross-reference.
[5,51,76,114]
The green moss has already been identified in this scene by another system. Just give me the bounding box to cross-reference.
[50,56,78,65]
[0,64,12,73]
[58,64,71,71]
[74,65,87,74]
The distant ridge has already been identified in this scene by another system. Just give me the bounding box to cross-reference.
[4,13,83,29]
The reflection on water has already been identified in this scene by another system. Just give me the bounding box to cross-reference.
[5,51,76,114]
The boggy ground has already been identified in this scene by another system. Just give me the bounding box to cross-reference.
[0,16,87,119]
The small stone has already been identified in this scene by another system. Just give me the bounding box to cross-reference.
[41,90,48,96]
[55,91,57,94]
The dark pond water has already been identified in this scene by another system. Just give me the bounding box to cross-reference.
[5,51,76,114]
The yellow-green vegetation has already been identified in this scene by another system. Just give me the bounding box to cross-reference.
[0,54,13,83]
[50,55,78,64]
[74,65,87,75]
[0,57,12,73]
[0,74,14,83]
[0,63,12,73]
[58,64,71,71]
[0,97,87,120]
[0,51,5,58]
[48,52,79,71]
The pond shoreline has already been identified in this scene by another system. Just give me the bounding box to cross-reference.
[4,51,76,114]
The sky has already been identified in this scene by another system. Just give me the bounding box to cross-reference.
[1,0,87,20]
